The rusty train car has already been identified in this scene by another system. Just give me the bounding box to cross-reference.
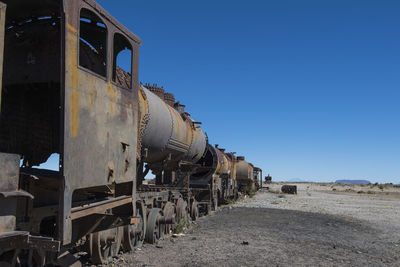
[0,0,262,266]
[190,144,238,213]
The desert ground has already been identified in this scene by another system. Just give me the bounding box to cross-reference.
[99,183,400,267]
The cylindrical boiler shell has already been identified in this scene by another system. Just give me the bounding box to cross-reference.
[236,159,254,182]
[139,86,206,166]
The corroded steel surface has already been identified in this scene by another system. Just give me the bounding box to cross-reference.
[215,146,230,176]
[190,144,239,207]
[139,85,207,170]
[236,156,255,191]
[61,0,141,244]
[236,157,254,181]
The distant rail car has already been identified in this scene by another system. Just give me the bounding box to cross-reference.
[281,185,297,194]
[0,0,263,265]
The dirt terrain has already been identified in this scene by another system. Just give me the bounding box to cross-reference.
[100,183,400,267]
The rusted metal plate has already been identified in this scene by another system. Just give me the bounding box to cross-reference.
[0,231,60,251]
[60,0,141,244]
[72,213,133,242]
[0,190,33,199]
[28,235,61,252]
[0,231,29,248]
[0,2,5,112]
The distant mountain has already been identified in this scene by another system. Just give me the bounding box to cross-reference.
[335,180,371,184]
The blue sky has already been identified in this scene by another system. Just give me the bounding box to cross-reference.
[56,0,400,183]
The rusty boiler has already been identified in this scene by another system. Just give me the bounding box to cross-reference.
[138,84,207,171]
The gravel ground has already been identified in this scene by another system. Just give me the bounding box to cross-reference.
[238,183,400,235]
[100,183,400,267]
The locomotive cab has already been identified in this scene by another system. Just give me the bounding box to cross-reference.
[0,0,143,264]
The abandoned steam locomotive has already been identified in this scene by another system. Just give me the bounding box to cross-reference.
[0,0,263,265]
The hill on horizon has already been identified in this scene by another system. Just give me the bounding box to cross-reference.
[335,179,371,184]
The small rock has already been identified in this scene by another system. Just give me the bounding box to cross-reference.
[156,245,163,249]
[192,237,197,240]
[241,241,249,245]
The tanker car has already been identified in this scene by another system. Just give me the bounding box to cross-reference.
[236,157,262,194]
[0,1,262,265]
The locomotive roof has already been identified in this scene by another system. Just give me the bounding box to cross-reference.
[82,0,142,45]
[3,0,142,45]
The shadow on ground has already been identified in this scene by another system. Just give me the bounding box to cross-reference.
[104,207,400,267]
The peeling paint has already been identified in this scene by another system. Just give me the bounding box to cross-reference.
[67,23,79,90]
[71,90,79,137]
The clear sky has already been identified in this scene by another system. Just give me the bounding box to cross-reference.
[58,0,400,183]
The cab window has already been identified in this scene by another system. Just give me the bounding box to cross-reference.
[79,8,107,77]
[113,33,132,89]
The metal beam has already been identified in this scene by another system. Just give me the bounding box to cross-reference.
[70,195,132,220]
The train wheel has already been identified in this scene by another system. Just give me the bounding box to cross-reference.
[90,227,122,265]
[176,198,188,222]
[122,202,147,252]
[163,202,176,234]
[190,201,199,221]
[145,208,163,244]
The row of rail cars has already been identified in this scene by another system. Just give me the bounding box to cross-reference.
[0,0,263,266]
